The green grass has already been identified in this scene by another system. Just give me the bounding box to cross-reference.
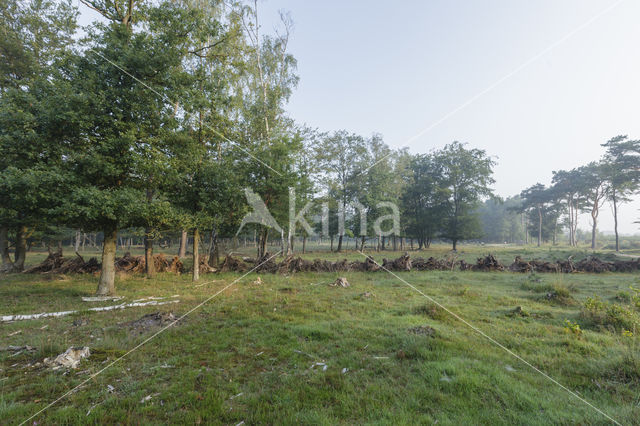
[1,246,639,424]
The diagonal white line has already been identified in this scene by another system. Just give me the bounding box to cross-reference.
[356,0,626,178]
[20,251,282,425]
[91,50,283,177]
[356,251,620,425]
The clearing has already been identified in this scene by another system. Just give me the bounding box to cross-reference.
[1,245,639,424]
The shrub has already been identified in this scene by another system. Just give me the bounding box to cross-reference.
[564,320,582,336]
[580,296,640,332]
[630,286,640,310]
[615,291,631,303]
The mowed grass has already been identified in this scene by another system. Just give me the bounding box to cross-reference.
[1,247,639,424]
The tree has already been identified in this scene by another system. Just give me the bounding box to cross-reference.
[235,1,300,258]
[575,162,609,249]
[65,0,194,293]
[356,134,396,251]
[0,0,78,272]
[285,126,318,255]
[601,135,640,251]
[551,169,584,247]
[401,153,448,249]
[435,142,495,250]
[316,131,367,252]
[519,184,553,247]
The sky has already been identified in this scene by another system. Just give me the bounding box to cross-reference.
[78,0,640,234]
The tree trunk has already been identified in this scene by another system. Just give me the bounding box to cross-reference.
[452,239,457,251]
[178,229,187,258]
[96,227,117,295]
[537,206,542,247]
[337,234,343,252]
[192,228,200,282]
[208,228,219,268]
[0,226,13,271]
[13,226,27,272]
[330,235,334,252]
[144,229,155,278]
[280,230,286,255]
[302,235,307,254]
[258,227,269,258]
[74,230,81,253]
[591,199,599,250]
[612,192,619,252]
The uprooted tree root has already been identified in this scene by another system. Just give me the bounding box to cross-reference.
[23,251,184,275]
[21,251,640,276]
[218,253,640,274]
[23,251,101,274]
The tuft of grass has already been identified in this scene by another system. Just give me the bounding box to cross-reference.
[412,303,449,322]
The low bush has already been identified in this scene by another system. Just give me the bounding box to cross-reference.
[580,296,640,332]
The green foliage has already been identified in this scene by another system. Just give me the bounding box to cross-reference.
[401,153,448,248]
[435,142,496,250]
[630,286,640,310]
[580,296,640,332]
[564,319,582,336]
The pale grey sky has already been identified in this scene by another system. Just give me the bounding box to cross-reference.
[78,0,640,234]
[255,0,640,234]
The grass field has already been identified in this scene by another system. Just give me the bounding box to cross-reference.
[1,245,639,424]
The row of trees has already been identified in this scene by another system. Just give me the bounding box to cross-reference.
[1,0,638,296]
[517,136,640,250]
[0,0,306,294]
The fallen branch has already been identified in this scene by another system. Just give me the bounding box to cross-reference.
[1,300,180,322]
[81,296,124,302]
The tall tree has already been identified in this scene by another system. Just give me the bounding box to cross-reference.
[551,169,584,247]
[357,134,396,251]
[236,1,300,258]
[66,0,194,293]
[401,153,448,249]
[601,135,640,251]
[0,0,78,272]
[316,131,367,252]
[519,183,553,247]
[435,142,495,251]
[576,162,609,250]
